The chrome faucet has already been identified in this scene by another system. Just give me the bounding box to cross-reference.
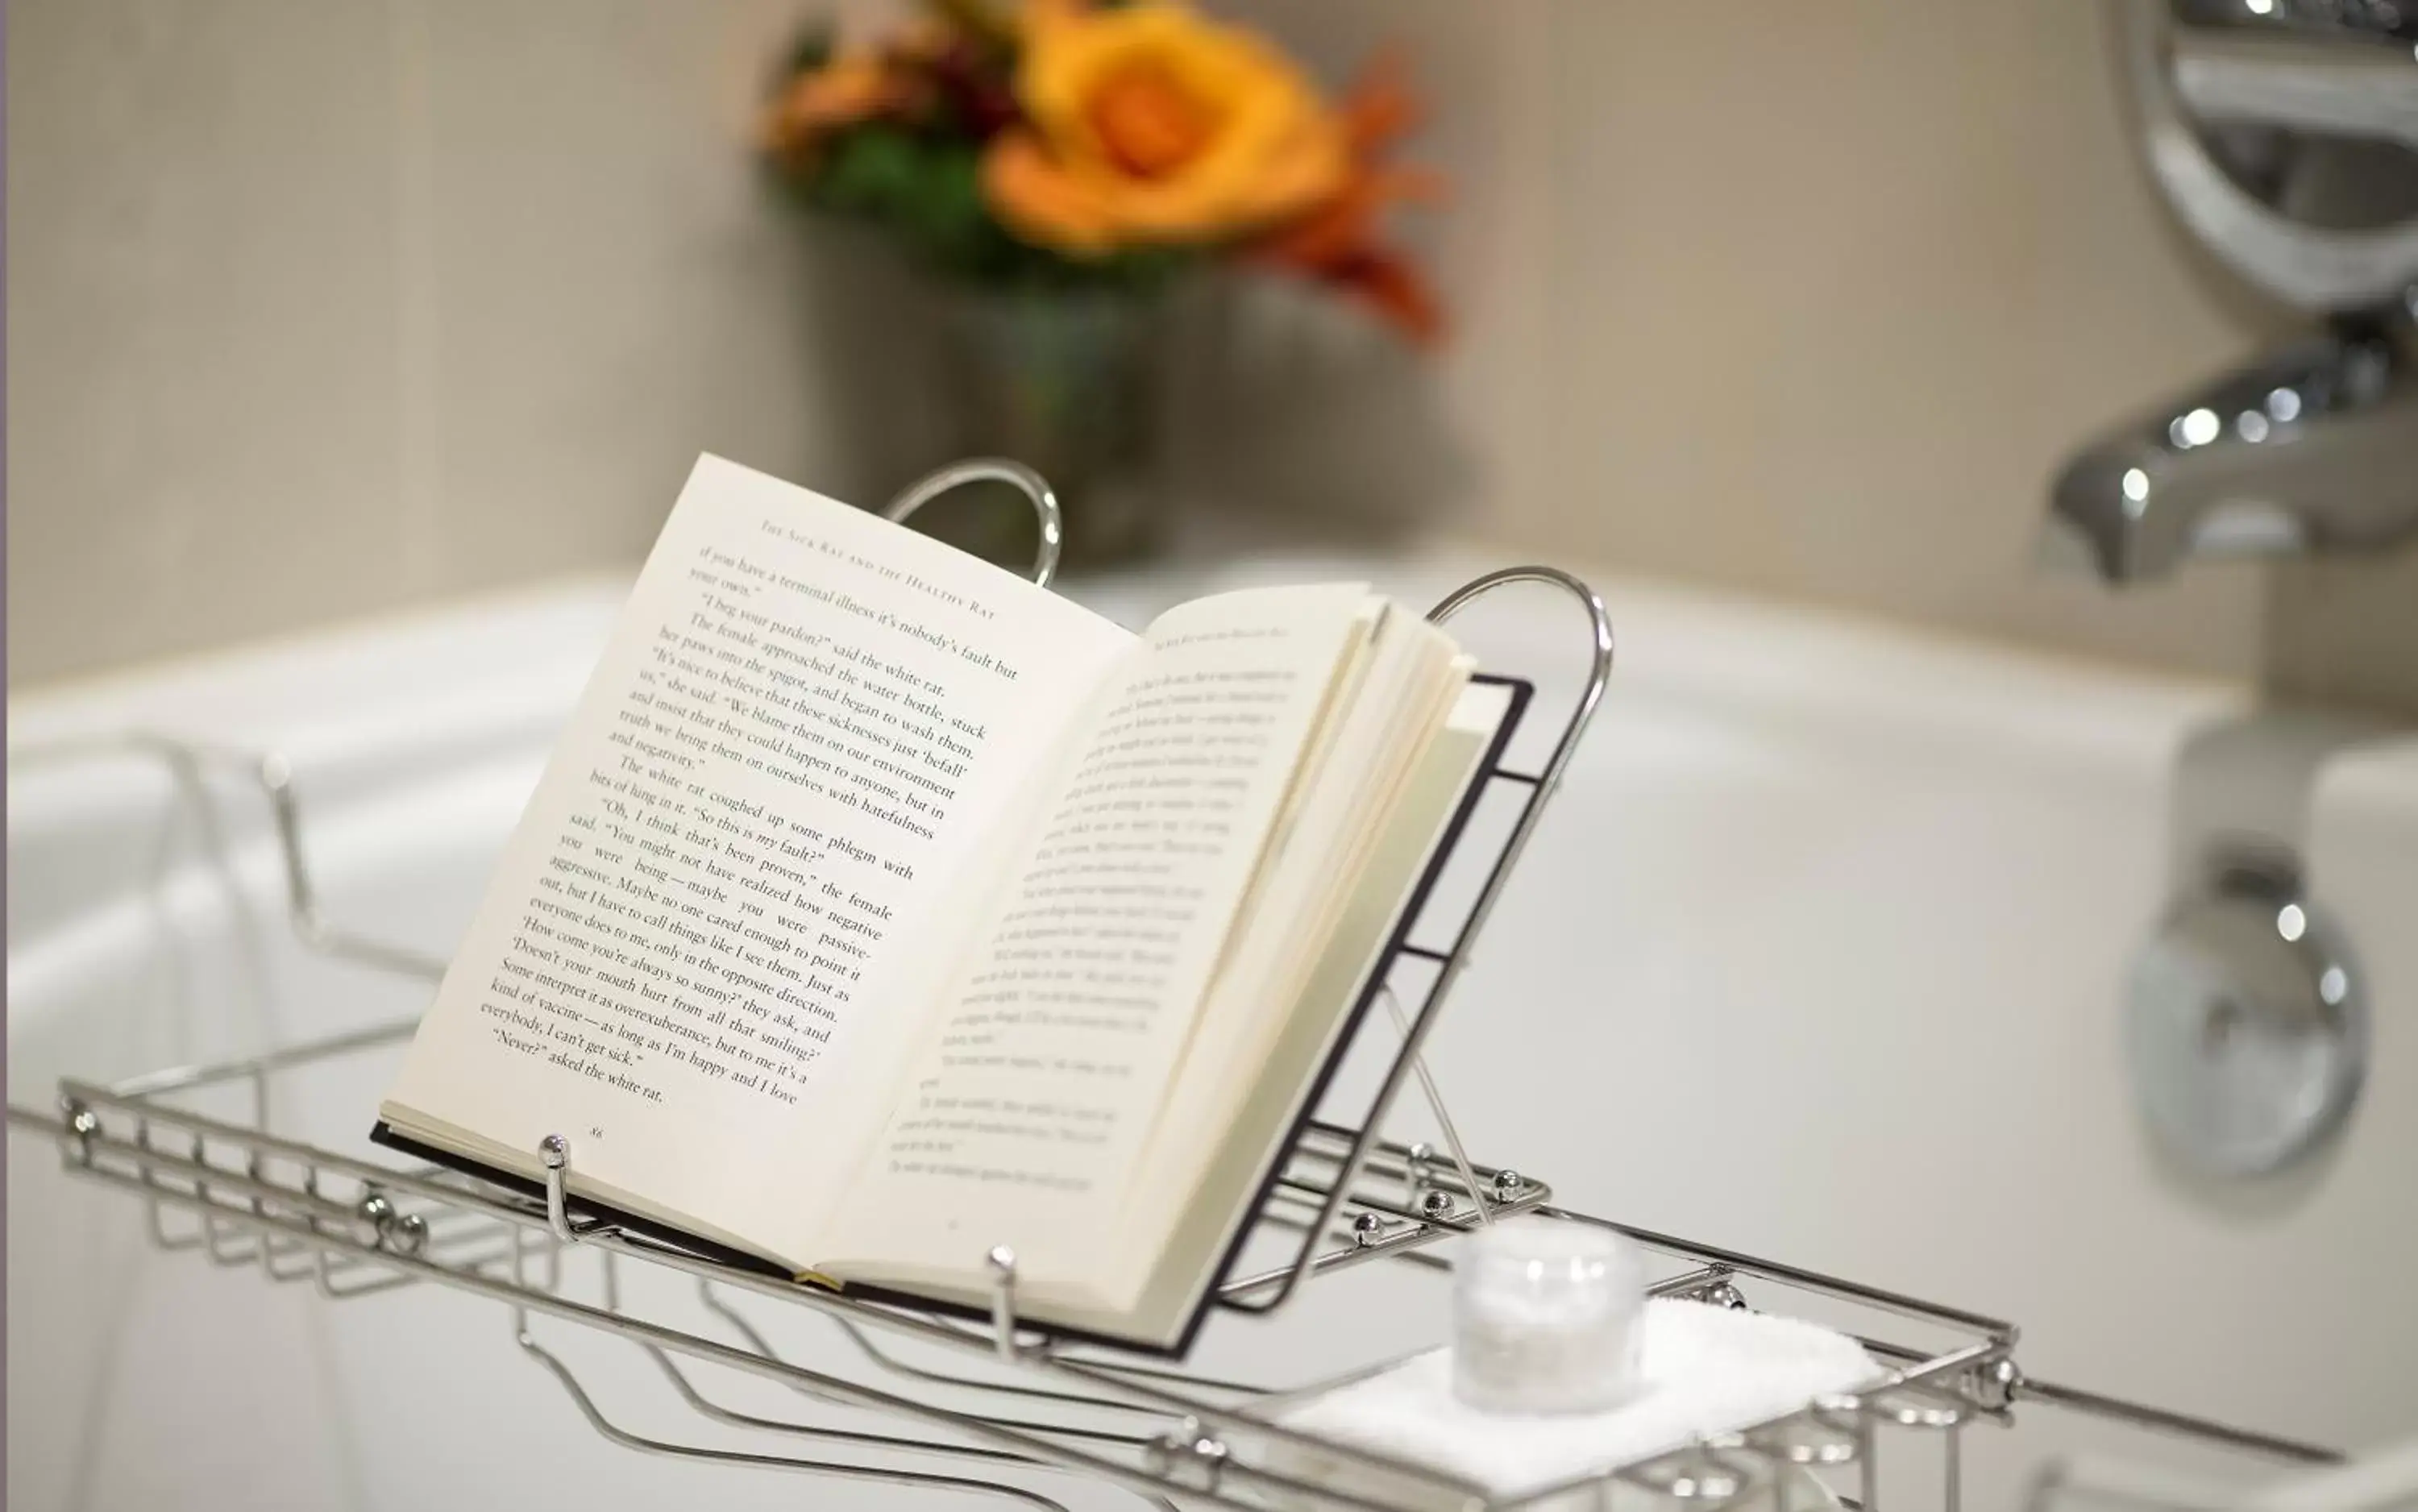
[2050,313,2418,581]
[2051,1,2418,583]
[2067,5,2414,1178]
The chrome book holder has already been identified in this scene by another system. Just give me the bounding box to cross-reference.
[12,459,2345,1511]
[519,455,1600,1356]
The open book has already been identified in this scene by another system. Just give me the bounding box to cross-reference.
[377,454,1521,1351]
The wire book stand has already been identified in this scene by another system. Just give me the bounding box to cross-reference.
[7,461,2346,1511]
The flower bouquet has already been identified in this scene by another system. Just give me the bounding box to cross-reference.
[762,0,1442,566]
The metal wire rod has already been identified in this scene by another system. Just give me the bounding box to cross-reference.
[691,1258,1375,1478]
[102,1014,422,1101]
[1381,985,1494,1227]
[883,459,1063,590]
[640,1321,1178,1512]
[515,1323,1080,1512]
[820,1309,1210,1416]
[256,749,450,981]
[10,730,452,982]
[52,1151,1440,1512]
[645,1338,1037,1465]
[1216,1169,1551,1302]
[1534,1206,2018,1342]
[2017,1376,2342,1466]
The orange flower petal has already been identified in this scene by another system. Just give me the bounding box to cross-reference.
[1003,1,1349,251]
[765,54,914,155]
[1336,251,1445,344]
[982,128,1123,255]
[1086,57,1221,178]
[1339,47,1421,154]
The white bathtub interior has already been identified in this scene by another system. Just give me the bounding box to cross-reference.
[9,545,2415,1511]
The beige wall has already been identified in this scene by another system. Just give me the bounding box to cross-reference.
[1194,1,2412,708]
[6,0,854,683]
[9,2,2413,705]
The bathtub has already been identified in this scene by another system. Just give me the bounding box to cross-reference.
[9,542,2415,1510]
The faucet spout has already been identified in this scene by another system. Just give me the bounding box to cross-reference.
[2049,318,2418,584]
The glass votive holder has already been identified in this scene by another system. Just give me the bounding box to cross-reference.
[1452,1215,1647,1414]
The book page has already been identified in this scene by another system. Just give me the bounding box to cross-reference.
[380,455,1133,1263]
[1114,677,1512,1339]
[819,584,1377,1293]
[1107,623,1465,1281]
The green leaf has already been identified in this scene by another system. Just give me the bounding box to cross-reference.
[814,125,926,217]
[790,121,1215,294]
[906,142,1015,276]
[778,23,833,83]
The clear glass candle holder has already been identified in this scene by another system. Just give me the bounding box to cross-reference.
[1452,1215,1647,1414]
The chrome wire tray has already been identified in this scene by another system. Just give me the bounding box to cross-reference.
[17,1016,2334,1512]
[6,463,2347,1512]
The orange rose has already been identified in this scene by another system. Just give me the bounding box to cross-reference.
[762,52,916,162]
[982,2,1348,255]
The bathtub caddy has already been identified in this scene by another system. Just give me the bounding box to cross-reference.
[10,463,2342,1512]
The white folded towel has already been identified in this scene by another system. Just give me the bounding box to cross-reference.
[1273,1298,1880,1502]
